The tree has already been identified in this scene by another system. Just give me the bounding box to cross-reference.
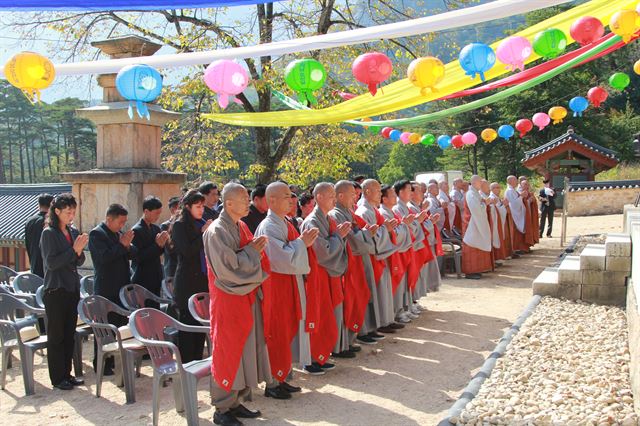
[378,142,440,184]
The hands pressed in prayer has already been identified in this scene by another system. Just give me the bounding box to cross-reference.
[119,229,135,248]
[202,219,214,233]
[503,197,509,206]
[336,222,352,238]
[365,224,379,237]
[417,210,429,223]
[299,227,320,247]
[73,233,89,256]
[249,235,268,253]
[383,218,398,230]
[432,212,441,223]
[402,214,416,226]
[155,231,170,248]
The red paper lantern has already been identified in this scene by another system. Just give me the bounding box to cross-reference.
[587,86,608,108]
[381,127,394,138]
[515,119,534,138]
[352,52,393,96]
[570,16,605,46]
[451,134,464,149]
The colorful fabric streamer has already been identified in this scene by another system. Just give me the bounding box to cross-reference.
[0,0,282,11]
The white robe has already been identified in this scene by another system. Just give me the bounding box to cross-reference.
[482,192,501,249]
[505,185,526,233]
[463,188,492,252]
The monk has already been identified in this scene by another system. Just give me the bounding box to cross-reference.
[481,180,502,266]
[462,175,493,279]
[426,182,446,232]
[449,178,465,236]
[438,181,457,236]
[521,180,540,248]
[255,182,321,384]
[203,183,276,426]
[505,175,528,254]
[410,182,442,292]
[301,183,351,367]
[355,179,403,335]
[329,181,375,350]
[489,182,510,261]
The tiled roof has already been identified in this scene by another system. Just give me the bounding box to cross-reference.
[567,180,640,192]
[0,183,72,246]
[522,128,619,163]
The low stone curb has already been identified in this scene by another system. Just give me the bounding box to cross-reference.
[437,295,543,426]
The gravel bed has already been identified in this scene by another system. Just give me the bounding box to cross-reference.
[454,297,637,426]
[572,234,607,256]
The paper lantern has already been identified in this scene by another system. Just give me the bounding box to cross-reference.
[390,129,402,141]
[381,127,394,138]
[548,106,568,124]
[609,9,640,43]
[496,36,532,72]
[532,112,551,131]
[634,59,640,75]
[352,52,393,96]
[4,51,55,103]
[459,43,496,81]
[515,119,533,138]
[569,96,589,117]
[421,134,436,145]
[204,60,249,109]
[400,132,411,144]
[409,133,421,144]
[368,125,382,135]
[570,16,605,46]
[284,59,327,106]
[451,134,464,149]
[437,135,452,149]
[116,64,163,120]
[609,72,631,90]
[407,56,445,95]
[498,125,515,141]
[533,28,567,59]
[587,87,608,108]
[481,128,497,143]
[461,132,477,145]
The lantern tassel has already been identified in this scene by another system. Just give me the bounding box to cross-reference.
[368,82,377,96]
[137,101,150,120]
[218,94,229,109]
[307,92,318,106]
[128,102,134,120]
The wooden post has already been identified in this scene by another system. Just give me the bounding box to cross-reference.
[561,176,569,247]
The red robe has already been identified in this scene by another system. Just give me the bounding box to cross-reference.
[342,213,371,334]
[392,211,420,292]
[353,213,386,286]
[507,207,529,252]
[208,220,270,391]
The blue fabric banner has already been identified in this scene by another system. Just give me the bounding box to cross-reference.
[0,0,281,11]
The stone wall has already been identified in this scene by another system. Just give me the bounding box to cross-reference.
[625,210,640,416]
[566,187,639,216]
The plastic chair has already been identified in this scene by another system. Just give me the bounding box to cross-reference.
[0,266,17,287]
[187,293,211,356]
[13,273,44,295]
[77,295,147,404]
[440,241,462,278]
[80,275,95,298]
[119,283,172,312]
[161,277,175,301]
[0,293,47,395]
[129,308,212,426]
[0,284,35,304]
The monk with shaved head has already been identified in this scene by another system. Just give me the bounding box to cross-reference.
[505,175,528,255]
[461,175,493,279]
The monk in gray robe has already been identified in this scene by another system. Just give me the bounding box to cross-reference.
[203,183,280,426]
[255,183,322,378]
[355,179,403,335]
[410,183,442,293]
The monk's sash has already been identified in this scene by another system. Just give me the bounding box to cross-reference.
[392,211,420,292]
[342,212,371,333]
[353,213,385,286]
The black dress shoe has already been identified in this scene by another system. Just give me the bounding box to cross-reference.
[213,410,243,426]
[511,253,521,259]
[264,385,292,399]
[230,404,261,419]
[389,322,405,330]
[103,366,115,376]
[465,273,482,280]
[332,350,356,358]
[279,381,301,393]
[317,361,335,370]
[368,332,386,340]
[356,335,377,345]
[67,376,84,386]
[349,344,362,352]
[303,364,325,375]
[54,379,74,391]
[377,326,396,334]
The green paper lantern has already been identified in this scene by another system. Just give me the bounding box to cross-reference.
[609,72,630,91]
[420,133,435,145]
[532,28,567,59]
[284,59,327,106]
[368,125,382,134]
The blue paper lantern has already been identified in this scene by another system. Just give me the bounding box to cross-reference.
[389,129,402,141]
[116,64,163,120]
[459,43,496,82]
[498,124,515,140]
[437,135,452,149]
[569,96,589,117]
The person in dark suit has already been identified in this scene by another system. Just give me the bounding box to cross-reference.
[241,184,268,234]
[25,193,54,278]
[130,196,169,298]
[171,189,212,363]
[88,204,137,375]
[198,181,220,222]
[161,196,181,281]
[40,193,88,390]
[539,179,556,238]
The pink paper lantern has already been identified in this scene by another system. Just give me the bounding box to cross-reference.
[400,132,411,144]
[352,52,393,96]
[532,112,551,131]
[496,36,532,72]
[204,60,249,109]
[461,131,477,145]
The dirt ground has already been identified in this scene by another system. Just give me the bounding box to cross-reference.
[0,214,623,426]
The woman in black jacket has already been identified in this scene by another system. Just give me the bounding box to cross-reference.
[171,189,212,363]
[40,193,89,390]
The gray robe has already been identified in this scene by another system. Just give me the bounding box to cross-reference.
[255,211,312,368]
[409,201,442,292]
[379,204,412,313]
[427,194,446,231]
[302,207,348,353]
[203,211,272,407]
[355,199,397,327]
[394,200,429,301]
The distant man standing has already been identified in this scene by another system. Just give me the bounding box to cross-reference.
[199,182,221,221]
[539,179,556,238]
[242,184,269,234]
[25,193,54,278]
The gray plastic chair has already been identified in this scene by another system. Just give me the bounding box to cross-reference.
[77,295,146,404]
[129,308,212,426]
[440,241,462,278]
[187,293,211,356]
[0,293,47,395]
[79,275,95,298]
[13,273,44,295]
[119,283,172,312]
[0,266,17,287]
[161,277,175,301]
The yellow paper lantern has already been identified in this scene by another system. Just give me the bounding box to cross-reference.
[481,128,498,143]
[634,59,640,75]
[4,52,55,103]
[409,133,421,144]
[609,9,640,43]
[407,56,445,95]
[549,106,568,124]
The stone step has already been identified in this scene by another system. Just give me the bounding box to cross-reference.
[532,267,580,300]
[605,233,632,257]
[581,284,627,306]
[580,244,606,271]
[606,255,632,273]
[582,270,629,286]
[558,255,582,285]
